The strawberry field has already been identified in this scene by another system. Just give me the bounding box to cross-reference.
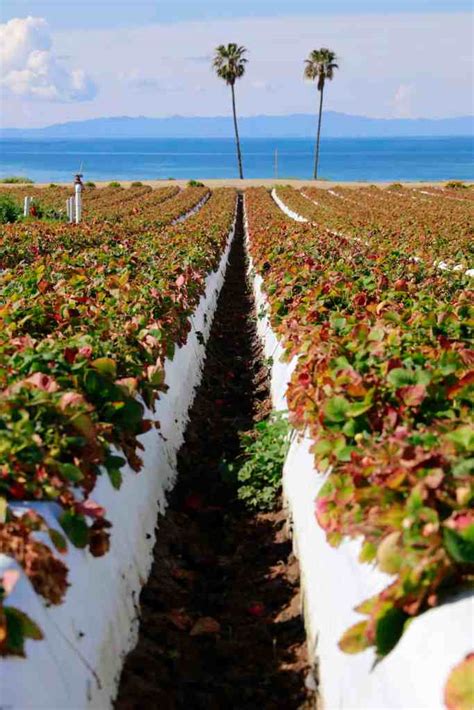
[0,182,472,709]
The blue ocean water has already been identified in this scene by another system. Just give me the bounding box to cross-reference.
[0,136,472,182]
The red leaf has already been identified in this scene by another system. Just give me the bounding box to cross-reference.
[76,499,105,519]
[25,373,60,393]
[183,493,204,512]
[167,609,193,631]
[189,617,221,636]
[247,602,265,618]
[398,384,426,407]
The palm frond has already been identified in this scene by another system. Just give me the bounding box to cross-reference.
[213,43,248,85]
[304,47,339,90]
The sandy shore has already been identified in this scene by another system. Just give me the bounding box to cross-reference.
[2,179,471,189]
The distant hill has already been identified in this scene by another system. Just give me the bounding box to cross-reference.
[1,112,473,139]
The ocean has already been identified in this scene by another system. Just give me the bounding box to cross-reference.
[0,136,473,183]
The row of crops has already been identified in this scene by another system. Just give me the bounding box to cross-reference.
[245,187,473,698]
[0,183,212,224]
[0,186,237,655]
[274,184,473,267]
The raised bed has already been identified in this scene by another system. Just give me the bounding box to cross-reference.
[0,219,235,709]
[245,199,473,710]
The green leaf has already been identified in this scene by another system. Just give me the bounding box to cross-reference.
[106,455,126,468]
[15,609,43,640]
[443,527,474,564]
[0,496,7,523]
[339,621,370,654]
[347,400,373,418]
[3,606,43,656]
[355,596,379,615]
[91,357,117,379]
[4,607,26,656]
[447,426,474,453]
[342,419,357,437]
[59,511,89,548]
[377,532,403,575]
[359,541,377,563]
[49,528,68,553]
[112,397,143,428]
[83,369,103,397]
[106,464,123,489]
[313,439,333,457]
[452,458,474,478]
[387,367,430,388]
[58,462,84,483]
[414,370,431,386]
[336,445,355,462]
[375,606,408,656]
[387,368,415,388]
[324,396,350,423]
[368,327,384,341]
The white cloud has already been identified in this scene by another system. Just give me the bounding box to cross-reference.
[1,12,472,127]
[0,16,96,102]
[60,12,470,120]
[392,83,415,118]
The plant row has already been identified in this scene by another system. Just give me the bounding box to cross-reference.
[0,188,237,656]
[274,185,473,267]
[0,188,211,270]
[245,188,473,669]
[0,184,184,223]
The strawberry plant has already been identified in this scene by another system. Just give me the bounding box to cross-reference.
[245,187,473,683]
[0,187,237,654]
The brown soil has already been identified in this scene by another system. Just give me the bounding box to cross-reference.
[115,196,317,709]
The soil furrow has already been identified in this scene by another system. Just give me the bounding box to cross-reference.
[115,195,315,710]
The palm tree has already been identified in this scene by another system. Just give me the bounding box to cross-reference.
[213,43,247,179]
[304,48,339,180]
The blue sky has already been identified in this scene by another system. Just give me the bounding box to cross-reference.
[1,0,472,28]
[1,2,473,128]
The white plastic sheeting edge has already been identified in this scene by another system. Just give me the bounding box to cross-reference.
[0,210,236,710]
[244,199,473,710]
[271,188,308,222]
[172,191,210,225]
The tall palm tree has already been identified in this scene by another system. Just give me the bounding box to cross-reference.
[304,48,338,180]
[213,43,247,179]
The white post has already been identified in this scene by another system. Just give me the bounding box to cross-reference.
[75,183,82,224]
[67,197,74,223]
[23,196,31,217]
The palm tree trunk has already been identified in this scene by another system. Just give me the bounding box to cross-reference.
[231,83,244,179]
[313,83,325,180]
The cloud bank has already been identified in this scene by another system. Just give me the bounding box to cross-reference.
[0,16,96,101]
[1,11,472,128]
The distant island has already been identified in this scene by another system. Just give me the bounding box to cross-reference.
[1,112,473,139]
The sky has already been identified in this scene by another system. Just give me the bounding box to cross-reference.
[1,1,473,128]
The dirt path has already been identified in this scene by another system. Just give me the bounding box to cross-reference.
[115,196,316,709]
